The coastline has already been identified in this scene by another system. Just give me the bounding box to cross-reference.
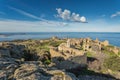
[0,32,120,47]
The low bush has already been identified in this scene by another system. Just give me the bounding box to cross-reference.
[86,51,93,57]
[49,40,65,47]
[104,56,120,71]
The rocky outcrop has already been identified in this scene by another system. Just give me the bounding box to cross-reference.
[0,58,19,79]
[47,70,78,80]
[52,55,87,69]
[0,38,119,80]
[14,63,46,80]
[50,40,87,69]
[101,40,109,46]
[78,75,116,80]
[0,49,11,58]
[14,62,77,80]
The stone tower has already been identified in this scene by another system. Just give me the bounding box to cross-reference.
[66,39,71,48]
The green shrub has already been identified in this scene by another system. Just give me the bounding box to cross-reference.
[49,40,65,47]
[118,51,120,55]
[102,50,116,56]
[39,46,49,51]
[104,56,120,71]
[86,51,93,57]
[44,59,51,65]
[101,46,116,56]
[107,45,114,48]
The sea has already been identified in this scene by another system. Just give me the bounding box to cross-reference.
[0,32,120,47]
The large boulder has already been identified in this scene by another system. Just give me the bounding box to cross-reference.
[52,55,87,69]
[13,62,78,80]
[7,44,25,59]
[0,71,7,80]
[78,75,116,80]
[47,70,77,80]
[101,40,109,46]
[14,63,49,80]
[0,49,11,58]
[0,58,18,79]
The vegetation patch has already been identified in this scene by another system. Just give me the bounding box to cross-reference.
[49,40,66,47]
[118,51,120,56]
[86,51,94,57]
[102,50,116,56]
[101,46,116,56]
[103,56,120,71]
[107,45,114,48]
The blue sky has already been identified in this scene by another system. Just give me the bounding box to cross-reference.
[0,0,120,32]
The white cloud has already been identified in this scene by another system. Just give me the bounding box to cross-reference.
[71,13,80,21]
[111,12,120,18]
[67,19,120,32]
[80,16,86,22]
[0,19,68,32]
[56,8,87,22]
[56,8,71,20]
[0,19,120,32]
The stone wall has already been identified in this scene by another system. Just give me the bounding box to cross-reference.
[50,48,64,58]
[55,53,87,69]
[101,40,109,46]
[58,43,84,56]
[50,46,87,69]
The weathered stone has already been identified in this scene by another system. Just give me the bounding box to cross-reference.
[101,40,109,46]
[95,38,99,43]
[14,63,47,80]
[51,39,87,69]
[0,70,7,80]
[0,42,3,46]
[112,47,119,55]
[52,36,59,40]
[47,70,78,80]
[13,62,78,80]
[0,49,11,58]
[0,38,119,80]
[0,58,18,79]
[6,44,25,59]
[78,75,116,80]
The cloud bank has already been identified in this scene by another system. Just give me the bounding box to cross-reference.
[111,11,120,18]
[0,19,69,32]
[0,19,120,32]
[56,8,87,23]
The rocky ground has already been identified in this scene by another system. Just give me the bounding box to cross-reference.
[0,37,120,80]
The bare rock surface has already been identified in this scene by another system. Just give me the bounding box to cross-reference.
[0,49,11,58]
[78,75,117,80]
[0,38,119,80]
[13,62,77,80]
[0,58,19,79]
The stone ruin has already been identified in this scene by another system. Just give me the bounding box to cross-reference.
[49,38,111,69]
[50,38,87,69]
